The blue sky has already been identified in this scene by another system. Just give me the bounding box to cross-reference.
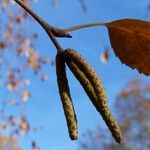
[10,0,150,150]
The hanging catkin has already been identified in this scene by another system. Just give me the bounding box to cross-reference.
[61,49,122,143]
[65,60,98,108]
[56,52,78,140]
[63,49,107,107]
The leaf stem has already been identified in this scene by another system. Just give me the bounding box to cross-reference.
[64,22,106,32]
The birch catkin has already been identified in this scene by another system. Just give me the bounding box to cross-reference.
[65,60,98,108]
[61,49,122,143]
[63,49,107,108]
[56,52,78,140]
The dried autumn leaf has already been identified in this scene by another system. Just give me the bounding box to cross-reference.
[106,19,150,75]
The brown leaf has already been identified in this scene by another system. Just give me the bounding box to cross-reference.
[106,19,150,75]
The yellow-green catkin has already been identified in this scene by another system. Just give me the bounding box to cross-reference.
[62,49,122,143]
[66,60,98,108]
[62,49,107,108]
[56,52,78,140]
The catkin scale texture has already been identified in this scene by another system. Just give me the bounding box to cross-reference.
[62,49,122,143]
[66,60,98,108]
[63,49,107,108]
[56,53,78,140]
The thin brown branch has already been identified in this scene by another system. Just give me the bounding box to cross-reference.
[14,0,106,51]
[14,0,51,30]
[13,0,71,38]
[14,0,65,52]
[48,31,64,52]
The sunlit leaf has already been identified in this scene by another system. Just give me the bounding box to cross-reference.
[106,19,150,75]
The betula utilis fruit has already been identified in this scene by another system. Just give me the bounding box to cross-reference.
[60,49,122,143]
[56,52,78,140]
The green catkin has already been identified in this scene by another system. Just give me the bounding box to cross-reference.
[63,49,107,108]
[56,52,78,140]
[66,60,98,109]
[61,49,122,143]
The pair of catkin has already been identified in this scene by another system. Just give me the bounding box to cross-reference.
[56,48,123,143]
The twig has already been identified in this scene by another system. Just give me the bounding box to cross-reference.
[14,0,66,52]
[14,0,52,31]
[14,0,71,38]
[14,0,106,51]
[64,22,106,32]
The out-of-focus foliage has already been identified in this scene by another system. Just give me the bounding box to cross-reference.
[1,0,91,149]
[0,135,22,150]
[78,78,150,150]
[0,0,48,148]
